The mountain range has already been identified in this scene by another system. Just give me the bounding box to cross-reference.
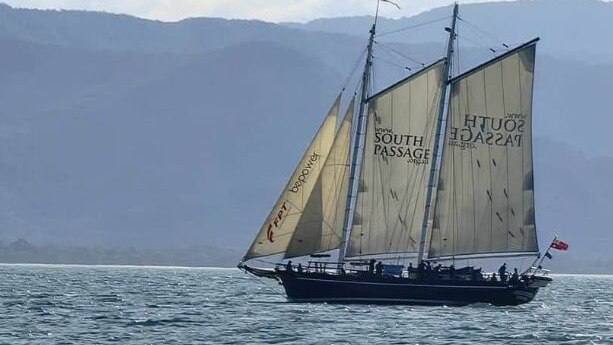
[0,1,611,272]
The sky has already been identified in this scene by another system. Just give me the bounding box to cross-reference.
[1,0,515,22]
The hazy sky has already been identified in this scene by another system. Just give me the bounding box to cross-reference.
[2,0,515,22]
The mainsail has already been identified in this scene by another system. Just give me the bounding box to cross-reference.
[284,99,355,258]
[243,95,340,260]
[429,40,539,259]
[347,60,446,257]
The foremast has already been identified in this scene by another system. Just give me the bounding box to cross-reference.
[337,1,380,267]
[417,3,458,266]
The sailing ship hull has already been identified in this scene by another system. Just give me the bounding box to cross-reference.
[277,272,550,306]
[239,6,554,307]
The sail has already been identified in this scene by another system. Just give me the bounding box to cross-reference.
[243,95,340,260]
[429,40,539,259]
[284,99,355,258]
[346,60,446,257]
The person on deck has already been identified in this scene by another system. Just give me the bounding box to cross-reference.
[490,273,498,282]
[375,261,383,276]
[449,264,455,280]
[297,263,303,273]
[368,259,376,275]
[407,263,414,278]
[498,263,507,282]
[511,268,519,283]
[286,260,293,272]
[417,261,425,279]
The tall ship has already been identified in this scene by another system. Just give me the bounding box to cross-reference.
[238,2,556,306]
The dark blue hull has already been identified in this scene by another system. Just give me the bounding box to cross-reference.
[277,272,550,306]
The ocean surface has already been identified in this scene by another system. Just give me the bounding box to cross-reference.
[0,265,611,345]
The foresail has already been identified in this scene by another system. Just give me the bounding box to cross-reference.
[243,95,340,261]
[284,99,355,258]
[429,41,539,259]
[346,61,446,257]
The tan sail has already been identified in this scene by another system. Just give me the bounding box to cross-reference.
[243,95,340,260]
[347,61,446,257]
[429,41,539,259]
[284,99,355,258]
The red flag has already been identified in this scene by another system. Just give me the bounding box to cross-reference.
[550,239,569,251]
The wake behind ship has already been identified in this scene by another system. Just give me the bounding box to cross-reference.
[238,2,557,306]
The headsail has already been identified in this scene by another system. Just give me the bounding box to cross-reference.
[346,60,446,257]
[284,99,355,258]
[243,95,340,261]
[429,40,540,259]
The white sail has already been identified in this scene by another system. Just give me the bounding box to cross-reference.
[429,41,539,259]
[243,95,340,260]
[284,99,355,258]
[347,61,446,257]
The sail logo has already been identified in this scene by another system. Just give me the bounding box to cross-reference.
[266,201,289,243]
[448,113,525,149]
[373,127,431,165]
[289,152,320,193]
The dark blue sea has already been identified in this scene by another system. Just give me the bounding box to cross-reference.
[0,264,611,344]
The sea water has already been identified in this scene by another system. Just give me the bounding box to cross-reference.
[0,264,611,344]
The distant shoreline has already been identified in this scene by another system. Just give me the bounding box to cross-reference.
[1,262,613,276]
[0,262,236,269]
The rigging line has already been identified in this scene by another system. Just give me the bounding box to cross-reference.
[366,64,379,257]
[402,85,441,258]
[455,27,460,79]
[378,15,451,37]
[251,258,280,265]
[456,33,499,54]
[388,74,426,257]
[457,16,510,50]
[379,87,393,257]
[459,20,504,52]
[373,55,415,72]
[342,47,369,92]
[346,59,374,258]
[240,265,285,297]
[375,41,426,66]
[371,56,377,95]
[354,64,378,258]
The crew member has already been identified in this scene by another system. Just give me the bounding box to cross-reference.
[498,263,507,282]
[369,259,376,275]
[375,261,383,276]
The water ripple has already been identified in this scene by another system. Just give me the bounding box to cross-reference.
[0,265,611,344]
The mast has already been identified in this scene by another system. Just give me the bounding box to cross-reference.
[417,3,458,266]
[337,1,379,267]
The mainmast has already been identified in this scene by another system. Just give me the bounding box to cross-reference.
[417,3,459,266]
[337,1,380,267]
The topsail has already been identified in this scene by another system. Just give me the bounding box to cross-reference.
[243,95,340,260]
[429,41,539,259]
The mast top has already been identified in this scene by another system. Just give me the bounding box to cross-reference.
[374,0,381,27]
